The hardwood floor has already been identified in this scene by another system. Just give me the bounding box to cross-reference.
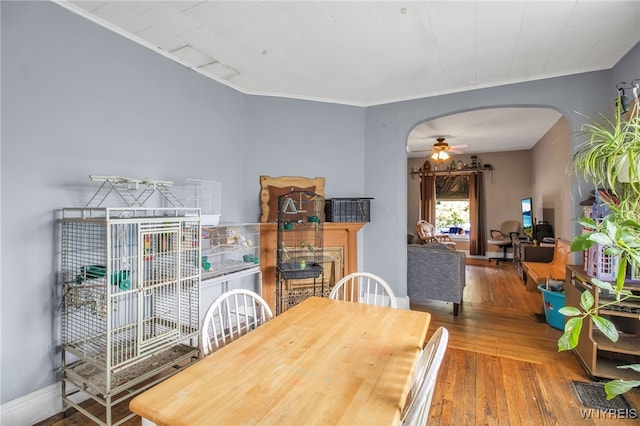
[38,258,638,425]
[413,258,640,425]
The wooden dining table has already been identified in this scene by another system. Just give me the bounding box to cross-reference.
[129,297,431,425]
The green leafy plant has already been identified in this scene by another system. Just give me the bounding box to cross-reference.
[558,101,640,399]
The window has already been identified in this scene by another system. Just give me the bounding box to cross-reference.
[435,199,470,235]
[435,175,470,236]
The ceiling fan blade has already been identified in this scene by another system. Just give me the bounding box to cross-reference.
[406,146,435,153]
[449,144,470,150]
[408,138,469,155]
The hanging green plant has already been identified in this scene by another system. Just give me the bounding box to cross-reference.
[559,100,640,399]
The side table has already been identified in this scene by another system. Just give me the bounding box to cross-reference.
[513,240,554,283]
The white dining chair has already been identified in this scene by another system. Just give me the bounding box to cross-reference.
[200,288,273,358]
[329,272,398,308]
[400,327,449,426]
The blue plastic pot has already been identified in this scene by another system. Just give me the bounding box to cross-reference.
[538,284,566,330]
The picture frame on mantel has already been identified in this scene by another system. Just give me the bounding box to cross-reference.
[259,175,325,223]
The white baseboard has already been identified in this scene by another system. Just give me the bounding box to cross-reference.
[467,254,486,259]
[452,250,512,260]
[485,250,513,260]
[0,382,85,426]
[363,293,410,310]
[396,295,410,309]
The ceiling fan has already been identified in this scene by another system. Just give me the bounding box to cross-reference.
[409,137,469,161]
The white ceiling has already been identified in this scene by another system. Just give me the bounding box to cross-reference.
[56,1,640,155]
[407,107,563,157]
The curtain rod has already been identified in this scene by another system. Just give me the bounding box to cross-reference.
[409,167,493,177]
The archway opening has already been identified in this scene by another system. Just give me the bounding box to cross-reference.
[406,106,567,259]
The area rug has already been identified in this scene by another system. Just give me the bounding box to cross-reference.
[572,381,632,410]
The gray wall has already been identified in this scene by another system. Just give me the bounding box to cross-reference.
[612,43,640,97]
[243,96,365,217]
[531,117,571,241]
[1,1,251,403]
[0,2,366,405]
[2,0,639,411]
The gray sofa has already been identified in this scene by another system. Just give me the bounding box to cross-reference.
[407,243,466,315]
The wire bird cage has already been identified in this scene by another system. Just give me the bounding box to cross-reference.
[60,206,201,426]
[275,190,325,314]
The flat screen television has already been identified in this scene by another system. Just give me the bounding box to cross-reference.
[521,197,533,240]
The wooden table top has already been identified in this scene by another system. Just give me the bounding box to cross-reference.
[129,297,431,426]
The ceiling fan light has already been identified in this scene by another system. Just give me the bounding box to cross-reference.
[431,151,450,162]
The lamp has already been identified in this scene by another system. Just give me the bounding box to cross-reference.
[431,151,450,161]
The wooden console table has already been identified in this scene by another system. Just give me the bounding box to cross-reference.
[260,222,365,312]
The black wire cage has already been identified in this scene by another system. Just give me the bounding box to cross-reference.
[275,190,325,313]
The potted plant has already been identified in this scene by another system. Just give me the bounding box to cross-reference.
[559,99,640,398]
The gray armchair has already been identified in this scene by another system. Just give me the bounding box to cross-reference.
[407,244,466,315]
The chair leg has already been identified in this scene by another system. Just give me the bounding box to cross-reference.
[496,246,512,265]
[453,302,460,316]
[489,244,513,264]
[496,244,513,264]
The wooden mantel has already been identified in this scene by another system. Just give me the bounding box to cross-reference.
[260,222,366,312]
